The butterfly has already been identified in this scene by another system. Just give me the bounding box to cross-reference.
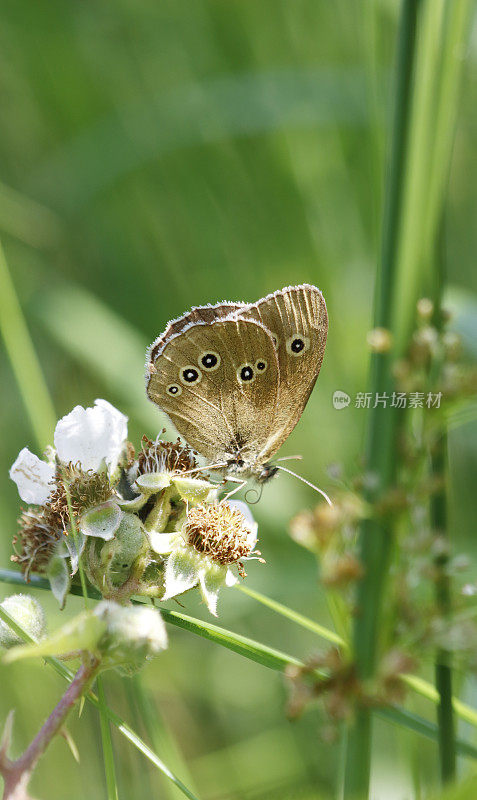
[145,284,328,488]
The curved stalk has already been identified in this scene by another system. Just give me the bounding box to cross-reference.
[0,657,100,800]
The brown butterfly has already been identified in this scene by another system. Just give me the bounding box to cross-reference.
[145,285,328,488]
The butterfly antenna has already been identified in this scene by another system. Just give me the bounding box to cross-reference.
[245,484,263,505]
[275,465,333,506]
[275,455,303,463]
[179,462,227,477]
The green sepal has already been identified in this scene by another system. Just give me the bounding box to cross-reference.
[135,472,171,494]
[79,500,122,540]
[173,476,216,503]
[47,550,71,609]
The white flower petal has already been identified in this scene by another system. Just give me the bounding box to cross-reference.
[199,564,228,616]
[9,447,55,505]
[54,399,128,473]
[225,567,239,587]
[162,547,201,600]
[223,500,258,548]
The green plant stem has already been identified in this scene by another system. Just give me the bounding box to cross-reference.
[61,476,89,610]
[236,584,346,648]
[431,236,455,780]
[97,676,119,800]
[3,571,477,737]
[0,604,201,800]
[1,597,477,772]
[344,1,420,795]
[129,674,200,800]
[0,237,56,449]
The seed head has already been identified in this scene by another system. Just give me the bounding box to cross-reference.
[45,463,112,532]
[12,509,61,579]
[367,327,393,353]
[184,502,255,568]
[136,435,199,477]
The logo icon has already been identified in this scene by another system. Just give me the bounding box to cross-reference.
[333,391,351,410]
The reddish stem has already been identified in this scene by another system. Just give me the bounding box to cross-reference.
[0,656,100,800]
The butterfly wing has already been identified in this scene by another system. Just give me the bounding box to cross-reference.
[146,302,244,370]
[146,317,280,466]
[239,284,328,460]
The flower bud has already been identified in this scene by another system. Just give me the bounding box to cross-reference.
[94,601,168,675]
[367,327,393,353]
[100,513,149,587]
[416,297,434,320]
[0,594,47,648]
[3,601,167,674]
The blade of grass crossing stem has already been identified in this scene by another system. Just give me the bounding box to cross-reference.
[1,603,477,767]
[0,237,56,449]
[344,2,421,796]
[3,571,477,730]
[236,582,477,730]
[97,676,119,800]
[130,674,200,800]
[236,584,346,648]
[0,605,201,800]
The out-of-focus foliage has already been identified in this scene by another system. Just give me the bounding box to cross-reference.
[0,1,476,798]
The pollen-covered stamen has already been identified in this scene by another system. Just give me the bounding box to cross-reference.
[45,463,113,532]
[12,509,61,579]
[137,435,200,477]
[184,503,255,569]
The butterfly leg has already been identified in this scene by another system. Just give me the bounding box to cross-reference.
[221,477,248,503]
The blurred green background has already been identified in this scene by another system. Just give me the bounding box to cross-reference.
[0,1,476,798]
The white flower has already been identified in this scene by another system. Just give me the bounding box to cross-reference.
[54,399,128,473]
[9,399,128,504]
[159,500,260,616]
[9,447,55,504]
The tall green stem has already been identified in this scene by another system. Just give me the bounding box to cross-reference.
[432,433,455,782]
[343,1,420,795]
[431,216,455,782]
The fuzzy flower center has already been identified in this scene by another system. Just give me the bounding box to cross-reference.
[137,435,199,477]
[45,463,113,530]
[184,503,254,565]
[12,510,61,579]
